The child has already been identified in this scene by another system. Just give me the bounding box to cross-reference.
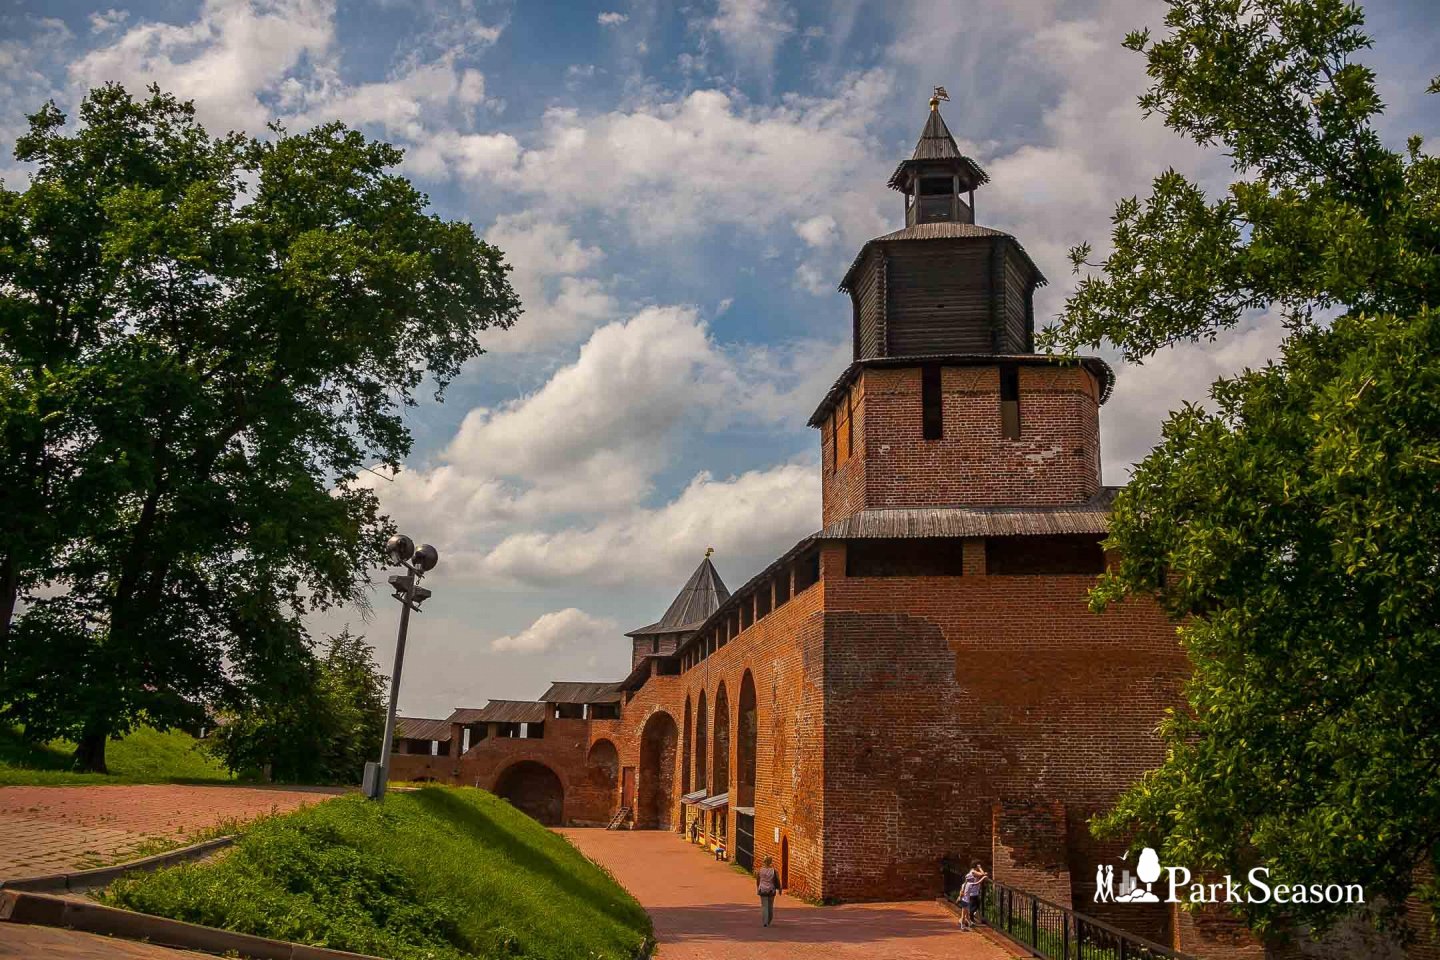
[958,861,987,930]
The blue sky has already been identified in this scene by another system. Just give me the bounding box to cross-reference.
[3,0,1435,718]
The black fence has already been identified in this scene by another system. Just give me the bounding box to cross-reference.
[942,862,1194,960]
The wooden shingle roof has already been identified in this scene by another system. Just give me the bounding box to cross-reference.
[447,700,547,725]
[838,221,1044,294]
[626,554,731,636]
[887,104,989,191]
[540,681,622,705]
[395,717,452,741]
[817,488,1119,540]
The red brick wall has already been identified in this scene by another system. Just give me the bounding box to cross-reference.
[819,540,1188,903]
[992,800,1072,908]
[387,716,623,826]
[821,365,1102,526]
[821,380,868,526]
[1172,905,1265,960]
[666,579,829,900]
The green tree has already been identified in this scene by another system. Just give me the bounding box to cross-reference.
[0,84,519,771]
[208,629,387,784]
[1041,0,1440,940]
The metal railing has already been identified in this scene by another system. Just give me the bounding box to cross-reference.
[942,863,1194,960]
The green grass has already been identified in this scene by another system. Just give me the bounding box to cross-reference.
[103,787,652,960]
[0,724,234,786]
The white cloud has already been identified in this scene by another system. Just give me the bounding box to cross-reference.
[477,212,616,352]
[477,462,820,587]
[358,306,836,585]
[1100,312,1287,483]
[705,0,796,80]
[441,70,894,246]
[598,12,630,27]
[405,130,522,180]
[291,58,493,138]
[793,213,838,247]
[70,0,336,133]
[89,9,130,33]
[491,608,619,653]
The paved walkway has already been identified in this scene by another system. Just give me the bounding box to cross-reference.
[0,784,339,878]
[559,829,1020,960]
[0,923,217,959]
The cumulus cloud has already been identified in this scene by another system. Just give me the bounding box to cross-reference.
[438,70,893,247]
[361,305,835,548]
[793,213,838,247]
[290,58,493,138]
[491,608,619,653]
[70,0,336,133]
[477,212,617,352]
[597,12,629,27]
[477,462,820,587]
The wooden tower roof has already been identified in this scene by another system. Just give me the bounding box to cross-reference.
[887,101,989,192]
[626,552,731,636]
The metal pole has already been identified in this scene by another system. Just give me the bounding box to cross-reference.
[374,567,415,799]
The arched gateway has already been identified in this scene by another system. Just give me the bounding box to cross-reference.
[494,760,564,826]
[637,711,679,829]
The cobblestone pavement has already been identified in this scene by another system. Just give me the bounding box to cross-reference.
[0,923,216,959]
[0,784,340,878]
[559,829,1021,960]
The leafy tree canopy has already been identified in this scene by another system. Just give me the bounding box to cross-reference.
[0,84,519,771]
[208,629,387,784]
[1041,0,1440,941]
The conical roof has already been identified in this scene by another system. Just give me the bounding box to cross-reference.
[910,105,963,161]
[887,102,989,191]
[626,553,731,636]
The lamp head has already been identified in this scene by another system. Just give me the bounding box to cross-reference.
[384,534,415,564]
[413,543,439,572]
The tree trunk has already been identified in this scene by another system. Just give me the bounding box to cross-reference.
[0,552,16,682]
[74,726,109,774]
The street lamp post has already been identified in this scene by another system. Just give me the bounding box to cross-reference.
[363,534,439,801]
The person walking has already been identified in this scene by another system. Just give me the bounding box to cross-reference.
[756,855,781,927]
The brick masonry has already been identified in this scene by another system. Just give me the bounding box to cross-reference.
[822,365,1102,527]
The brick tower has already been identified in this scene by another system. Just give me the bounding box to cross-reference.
[811,93,1113,526]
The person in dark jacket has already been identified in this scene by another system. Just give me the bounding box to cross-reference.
[756,855,781,926]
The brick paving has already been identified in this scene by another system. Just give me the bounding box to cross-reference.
[559,829,1021,960]
[0,784,340,878]
[0,923,216,959]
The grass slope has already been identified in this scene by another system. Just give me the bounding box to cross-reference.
[104,787,651,960]
[0,724,233,786]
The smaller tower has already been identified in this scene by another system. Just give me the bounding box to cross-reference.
[889,90,988,226]
[625,552,730,669]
